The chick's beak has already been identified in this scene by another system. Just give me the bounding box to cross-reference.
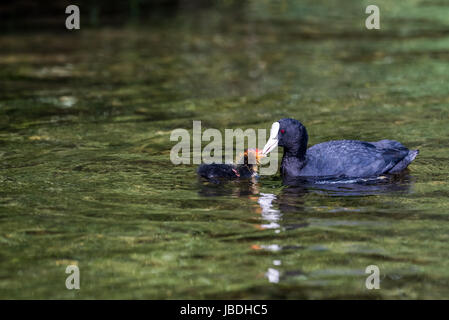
[255,148,265,163]
[244,148,265,165]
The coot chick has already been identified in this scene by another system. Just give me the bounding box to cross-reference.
[262,118,419,179]
[198,149,264,181]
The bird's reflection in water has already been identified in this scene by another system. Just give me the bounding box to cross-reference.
[282,171,414,197]
[277,172,414,213]
[197,172,414,283]
[257,193,282,230]
[197,177,260,198]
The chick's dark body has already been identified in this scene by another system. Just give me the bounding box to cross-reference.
[197,163,254,180]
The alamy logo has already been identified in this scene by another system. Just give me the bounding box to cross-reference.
[170,121,278,175]
[65,265,80,290]
[65,5,80,30]
[365,265,380,289]
[365,5,380,30]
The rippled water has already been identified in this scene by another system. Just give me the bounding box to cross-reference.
[1,1,449,299]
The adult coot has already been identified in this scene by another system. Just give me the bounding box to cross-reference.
[262,118,419,179]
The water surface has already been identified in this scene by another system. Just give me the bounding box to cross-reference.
[1,0,449,299]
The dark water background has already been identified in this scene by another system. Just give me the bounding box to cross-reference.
[0,0,448,298]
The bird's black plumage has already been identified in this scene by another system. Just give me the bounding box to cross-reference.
[197,163,254,180]
[197,149,261,182]
[271,118,419,179]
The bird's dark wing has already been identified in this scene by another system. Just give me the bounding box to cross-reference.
[302,140,409,177]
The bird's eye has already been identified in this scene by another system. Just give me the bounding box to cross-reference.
[280,129,285,134]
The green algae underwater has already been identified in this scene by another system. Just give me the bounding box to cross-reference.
[1,0,449,299]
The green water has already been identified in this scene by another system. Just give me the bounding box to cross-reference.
[1,0,449,299]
